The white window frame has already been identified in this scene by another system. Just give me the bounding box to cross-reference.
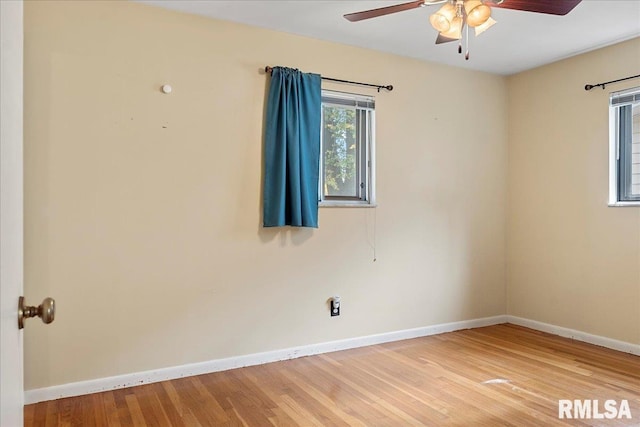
[319,90,376,208]
[609,86,640,207]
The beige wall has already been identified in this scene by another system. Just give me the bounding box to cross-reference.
[507,38,640,344]
[23,1,508,390]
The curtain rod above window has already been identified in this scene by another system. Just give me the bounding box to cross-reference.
[584,74,640,91]
[265,66,393,92]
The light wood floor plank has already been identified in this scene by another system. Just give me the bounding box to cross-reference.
[100,391,122,427]
[25,324,640,426]
[123,394,146,427]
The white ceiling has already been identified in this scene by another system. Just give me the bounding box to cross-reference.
[139,0,640,75]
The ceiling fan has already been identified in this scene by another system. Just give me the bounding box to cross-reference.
[344,0,582,60]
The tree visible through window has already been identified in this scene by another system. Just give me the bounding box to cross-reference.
[323,106,357,197]
[609,86,640,205]
[320,91,375,206]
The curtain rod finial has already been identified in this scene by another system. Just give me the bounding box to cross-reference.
[585,84,594,91]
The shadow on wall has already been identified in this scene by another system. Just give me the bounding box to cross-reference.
[259,227,314,246]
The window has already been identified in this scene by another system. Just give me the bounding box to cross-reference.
[319,91,375,207]
[609,86,640,206]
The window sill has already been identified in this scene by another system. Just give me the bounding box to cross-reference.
[319,202,377,208]
[608,201,640,207]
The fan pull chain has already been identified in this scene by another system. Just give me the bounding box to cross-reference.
[465,23,470,60]
[457,1,463,54]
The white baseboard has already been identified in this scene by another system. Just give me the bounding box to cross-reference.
[27,314,639,405]
[24,315,507,404]
[506,315,640,356]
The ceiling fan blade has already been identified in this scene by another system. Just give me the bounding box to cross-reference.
[344,0,425,22]
[435,33,458,44]
[488,0,582,16]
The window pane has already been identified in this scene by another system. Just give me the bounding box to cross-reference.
[322,105,358,198]
[632,103,640,196]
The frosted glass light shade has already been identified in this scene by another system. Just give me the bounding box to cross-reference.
[464,0,491,27]
[429,3,457,32]
[439,15,463,40]
[474,16,496,35]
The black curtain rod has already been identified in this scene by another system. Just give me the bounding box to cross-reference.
[584,74,640,91]
[265,66,393,92]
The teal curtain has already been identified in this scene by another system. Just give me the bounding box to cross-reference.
[263,67,321,228]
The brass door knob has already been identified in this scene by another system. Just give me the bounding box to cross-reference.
[18,296,55,329]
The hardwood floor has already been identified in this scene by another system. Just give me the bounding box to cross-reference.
[24,324,640,426]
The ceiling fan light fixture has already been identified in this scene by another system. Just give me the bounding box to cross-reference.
[429,2,457,32]
[439,15,463,40]
[474,16,496,35]
[343,0,584,61]
[464,0,492,27]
